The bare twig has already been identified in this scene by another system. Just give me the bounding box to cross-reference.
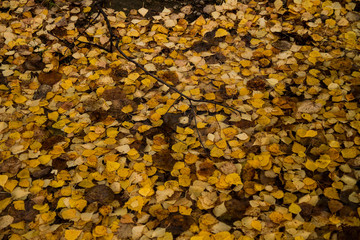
[54,0,241,154]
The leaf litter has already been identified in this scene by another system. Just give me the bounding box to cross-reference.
[0,0,360,239]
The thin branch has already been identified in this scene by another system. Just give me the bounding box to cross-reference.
[56,0,242,155]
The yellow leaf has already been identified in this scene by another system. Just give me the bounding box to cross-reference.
[93,225,107,237]
[303,177,316,186]
[210,146,224,158]
[223,127,238,139]
[240,60,251,67]
[0,198,12,212]
[137,125,151,133]
[154,34,169,44]
[17,169,30,179]
[257,115,270,126]
[230,149,246,159]
[204,93,215,100]
[178,175,191,187]
[305,130,317,137]
[178,104,189,112]
[78,179,95,188]
[0,175,8,187]
[251,220,262,231]
[195,15,206,26]
[292,142,306,154]
[296,129,307,138]
[10,221,25,230]
[106,161,120,172]
[179,205,192,215]
[315,155,331,169]
[14,95,27,104]
[249,98,264,108]
[185,153,198,165]
[269,211,283,223]
[125,196,146,212]
[50,145,65,155]
[121,105,133,113]
[309,50,321,58]
[350,121,360,133]
[289,203,301,214]
[52,119,71,129]
[106,128,118,138]
[133,162,145,172]
[38,155,52,165]
[40,211,56,223]
[305,159,317,171]
[61,208,78,220]
[329,215,341,225]
[215,28,229,38]
[306,76,320,85]
[215,139,227,149]
[65,229,82,240]
[139,185,154,197]
[172,142,187,153]
[183,127,194,135]
[13,200,25,210]
[190,88,201,95]
[22,131,34,138]
[225,173,242,185]
[271,190,284,199]
[341,148,358,158]
[214,232,234,240]
[4,179,18,192]
[127,148,139,158]
[323,187,340,199]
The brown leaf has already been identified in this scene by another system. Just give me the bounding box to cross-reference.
[246,78,266,91]
[272,40,292,51]
[38,71,62,85]
[197,161,215,178]
[0,157,21,175]
[33,84,52,100]
[41,135,65,151]
[222,198,250,221]
[31,166,52,179]
[153,149,176,171]
[85,185,115,205]
[22,54,45,71]
[162,214,194,237]
[328,199,343,213]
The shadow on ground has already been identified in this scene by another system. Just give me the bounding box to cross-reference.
[104,0,223,20]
